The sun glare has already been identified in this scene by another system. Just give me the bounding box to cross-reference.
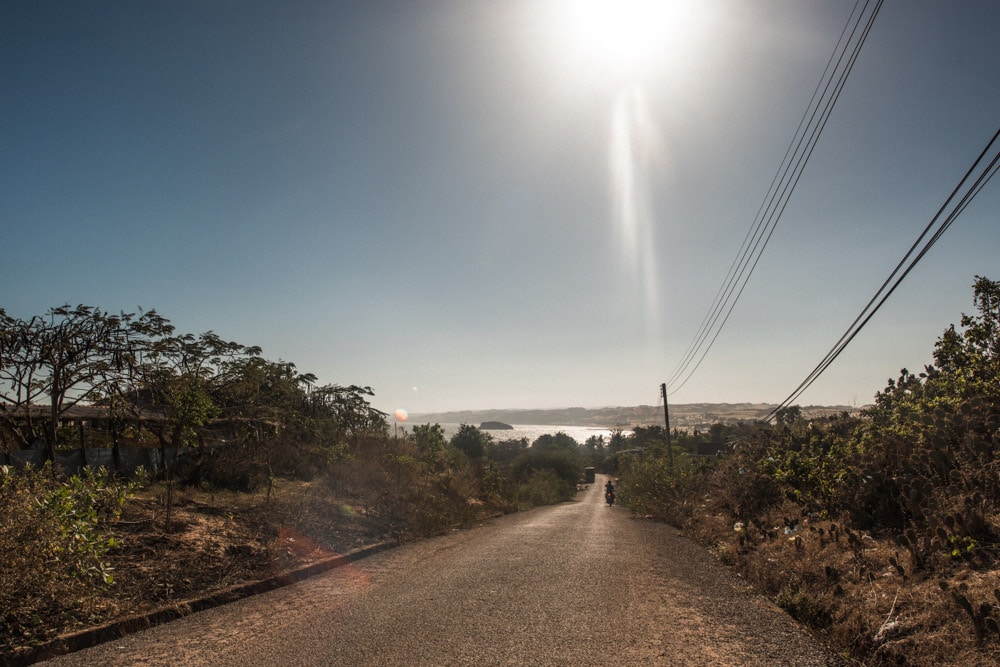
[561,0,692,80]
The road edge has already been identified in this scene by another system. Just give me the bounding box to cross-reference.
[4,540,399,667]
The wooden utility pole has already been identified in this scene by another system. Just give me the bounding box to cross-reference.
[660,383,673,466]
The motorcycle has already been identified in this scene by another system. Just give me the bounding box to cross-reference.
[605,490,615,506]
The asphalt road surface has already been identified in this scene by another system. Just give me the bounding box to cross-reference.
[44,476,840,666]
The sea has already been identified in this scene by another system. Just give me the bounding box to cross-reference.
[415,423,626,445]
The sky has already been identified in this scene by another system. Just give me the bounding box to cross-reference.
[2,1,999,417]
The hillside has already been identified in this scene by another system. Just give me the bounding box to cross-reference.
[410,403,859,432]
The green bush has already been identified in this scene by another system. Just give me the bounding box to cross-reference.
[613,277,1000,664]
[513,447,582,488]
[618,451,711,521]
[0,463,141,648]
[516,469,574,508]
[775,582,831,629]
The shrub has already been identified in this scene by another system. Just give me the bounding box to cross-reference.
[516,469,573,508]
[615,277,1000,665]
[617,451,711,523]
[513,447,582,488]
[0,464,140,649]
[775,582,831,629]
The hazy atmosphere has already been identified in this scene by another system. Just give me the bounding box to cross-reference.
[3,0,998,417]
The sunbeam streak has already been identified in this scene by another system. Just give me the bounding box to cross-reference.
[610,85,661,335]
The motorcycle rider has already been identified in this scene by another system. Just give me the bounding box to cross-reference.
[605,479,615,505]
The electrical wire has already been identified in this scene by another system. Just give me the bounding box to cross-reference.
[764,126,1000,422]
[666,0,882,392]
[665,0,883,395]
[664,0,875,389]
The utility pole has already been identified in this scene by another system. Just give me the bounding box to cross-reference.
[660,383,673,467]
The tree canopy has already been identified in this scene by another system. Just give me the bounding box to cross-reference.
[0,306,386,478]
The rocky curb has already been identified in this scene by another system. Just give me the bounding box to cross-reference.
[3,540,399,667]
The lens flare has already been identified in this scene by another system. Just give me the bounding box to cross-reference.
[394,408,408,422]
[610,84,661,334]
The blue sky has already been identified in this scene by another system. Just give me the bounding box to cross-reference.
[3,1,998,416]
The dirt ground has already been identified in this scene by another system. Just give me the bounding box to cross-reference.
[106,482,393,606]
[2,480,396,661]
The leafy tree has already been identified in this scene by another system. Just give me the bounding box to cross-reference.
[708,423,728,444]
[121,326,258,526]
[516,432,583,488]
[774,405,804,425]
[0,308,46,450]
[412,423,448,467]
[584,434,606,454]
[131,330,253,459]
[450,423,491,460]
[210,357,316,487]
[87,310,167,471]
[630,425,668,452]
[486,437,528,464]
[303,384,387,447]
[34,306,115,458]
[608,427,628,453]
[0,306,146,461]
[531,431,578,452]
[513,447,580,499]
[932,275,1000,401]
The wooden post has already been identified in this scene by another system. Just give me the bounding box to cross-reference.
[661,383,673,467]
[78,419,87,469]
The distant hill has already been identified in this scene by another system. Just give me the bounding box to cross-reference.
[409,403,860,431]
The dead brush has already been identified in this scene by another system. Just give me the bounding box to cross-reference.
[943,581,1000,646]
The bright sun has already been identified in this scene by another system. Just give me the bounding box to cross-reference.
[560,0,692,79]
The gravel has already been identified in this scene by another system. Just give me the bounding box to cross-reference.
[44,476,842,666]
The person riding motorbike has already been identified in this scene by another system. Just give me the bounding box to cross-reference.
[605,479,615,506]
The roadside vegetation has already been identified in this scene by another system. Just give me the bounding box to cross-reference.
[616,276,1000,666]
[6,276,997,665]
[0,306,606,658]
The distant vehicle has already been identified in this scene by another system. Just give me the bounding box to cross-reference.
[584,467,595,484]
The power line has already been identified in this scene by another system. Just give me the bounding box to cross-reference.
[666,0,883,395]
[764,126,1000,422]
[666,0,882,392]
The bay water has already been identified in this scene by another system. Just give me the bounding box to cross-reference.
[404,423,626,445]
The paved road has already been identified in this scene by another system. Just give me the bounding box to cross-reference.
[45,476,840,666]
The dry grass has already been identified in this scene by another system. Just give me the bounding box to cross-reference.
[0,474,504,657]
[678,496,1000,666]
